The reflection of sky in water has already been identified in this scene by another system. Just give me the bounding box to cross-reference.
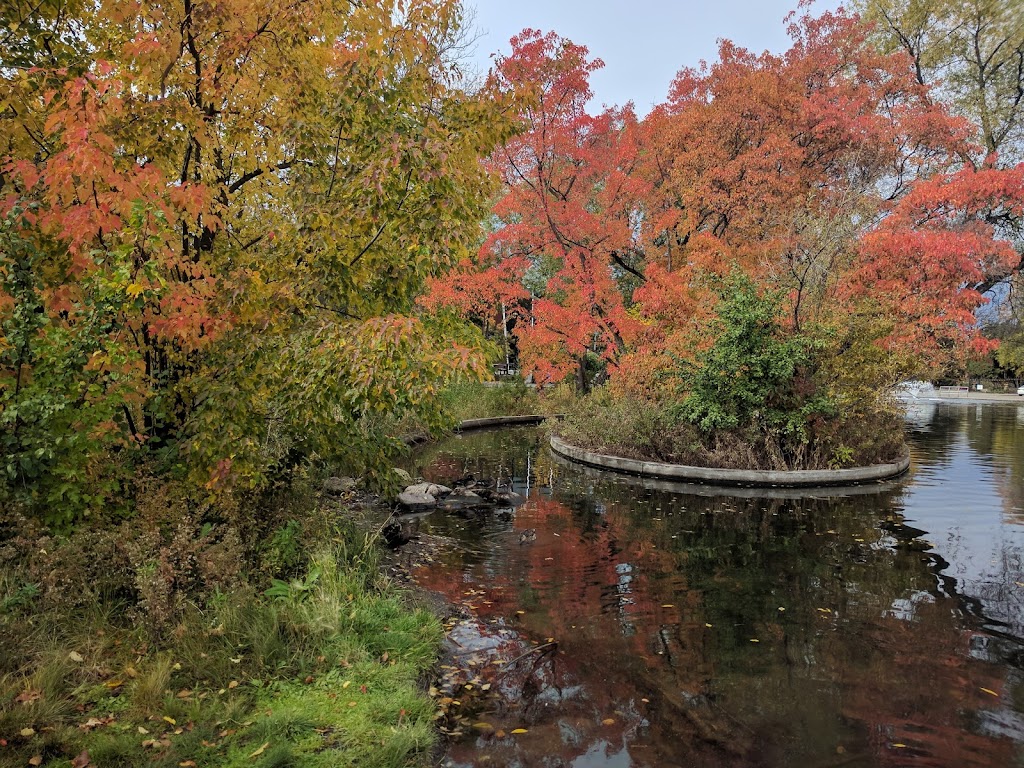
[899,402,1024,631]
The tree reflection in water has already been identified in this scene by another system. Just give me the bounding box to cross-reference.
[403,404,1024,767]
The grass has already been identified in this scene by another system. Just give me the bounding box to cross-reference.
[438,379,543,422]
[0,498,443,768]
[554,387,906,471]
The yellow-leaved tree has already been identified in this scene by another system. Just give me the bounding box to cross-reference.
[0,0,516,519]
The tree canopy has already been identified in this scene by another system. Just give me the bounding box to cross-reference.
[0,0,514,519]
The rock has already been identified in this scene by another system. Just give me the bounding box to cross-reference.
[398,489,436,508]
[381,520,412,548]
[437,489,486,510]
[323,476,357,495]
[404,482,451,498]
[393,468,413,483]
[494,491,526,507]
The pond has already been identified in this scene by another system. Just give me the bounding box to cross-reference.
[400,402,1024,767]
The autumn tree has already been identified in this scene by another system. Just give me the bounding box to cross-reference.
[0,0,512,519]
[851,0,1024,320]
[852,0,1024,166]
[629,8,1023,394]
[425,29,645,389]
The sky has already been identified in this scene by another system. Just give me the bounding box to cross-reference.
[466,0,844,115]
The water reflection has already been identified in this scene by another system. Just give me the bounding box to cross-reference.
[404,403,1024,767]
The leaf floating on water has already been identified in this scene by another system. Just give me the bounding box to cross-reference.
[511,728,528,734]
[981,687,999,697]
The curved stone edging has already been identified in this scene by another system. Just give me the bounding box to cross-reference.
[457,414,550,431]
[549,435,911,488]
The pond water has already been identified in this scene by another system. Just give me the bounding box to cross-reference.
[401,402,1024,768]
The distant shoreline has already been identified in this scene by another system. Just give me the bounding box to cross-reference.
[901,391,1023,406]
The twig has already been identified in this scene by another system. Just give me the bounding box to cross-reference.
[497,641,557,671]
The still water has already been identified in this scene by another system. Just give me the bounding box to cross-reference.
[403,402,1024,767]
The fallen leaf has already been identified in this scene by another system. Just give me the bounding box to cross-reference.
[248,742,270,758]
[661,604,674,608]
[511,728,528,734]
[472,722,494,730]
[981,687,999,697]
[68,652,84,663]
[228,680,239,689]
[176,689,192,699]
[79,716,115,731]
[892,743,907,748]
[163,716,177,726]
[29,757,42,767]
[20,728,35,737]
[179,762,197,767]
[15,690,42,705]
[103,679,124,689]
[70,749,91,768]
[137,726,149,734]
[602,718,615,725]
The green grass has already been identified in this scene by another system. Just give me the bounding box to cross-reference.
[439,379,542,422]
[0,533,442,768]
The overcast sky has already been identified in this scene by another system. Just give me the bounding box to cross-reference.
[467,0,845,115]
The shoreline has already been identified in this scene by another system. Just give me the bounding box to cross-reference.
[900,392,1024,406]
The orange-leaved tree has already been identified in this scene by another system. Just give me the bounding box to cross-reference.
[626,7,1023,398]
[424,29,646,389]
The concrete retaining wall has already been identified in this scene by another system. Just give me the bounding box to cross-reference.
[549,435,910,488]
[456,415,550,431]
